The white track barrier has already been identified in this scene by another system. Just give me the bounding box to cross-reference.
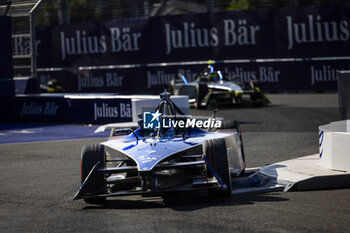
[231,120,350,194]
[319,120,350,172]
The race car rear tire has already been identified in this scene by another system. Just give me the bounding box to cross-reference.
[204,138,232,197]
[81,144,107,204]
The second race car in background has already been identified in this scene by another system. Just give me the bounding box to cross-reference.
[169,65,270,109]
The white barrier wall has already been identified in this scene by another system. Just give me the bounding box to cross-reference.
[319,120,350,172]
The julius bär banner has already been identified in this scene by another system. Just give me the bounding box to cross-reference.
[0,95,132,124]
[37,59,348,94]
[33,3,350,67]
[23,3,350,92]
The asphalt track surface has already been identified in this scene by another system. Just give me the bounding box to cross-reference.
[0,94,349,233]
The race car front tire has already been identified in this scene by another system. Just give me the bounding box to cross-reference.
[81,144,107,204]
[195,83,208,109]
[204,138,232,197]
[220,120,245,166]
[220,120,239,130]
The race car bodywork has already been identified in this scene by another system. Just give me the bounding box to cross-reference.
[74,91,246,204]
[169,65,270,109]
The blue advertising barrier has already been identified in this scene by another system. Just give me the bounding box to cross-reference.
[68,96,132,124]
[36,58,346,94]
[0,94,132,124]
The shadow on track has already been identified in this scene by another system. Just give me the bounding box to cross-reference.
[81,191,288,211]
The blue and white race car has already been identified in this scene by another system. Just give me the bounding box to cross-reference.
[74,91,246,204]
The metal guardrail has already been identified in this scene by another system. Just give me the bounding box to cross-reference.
[2,0,43,79]
[0,1,11,16]
[0,0,36,17]
[30,0,43,80]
